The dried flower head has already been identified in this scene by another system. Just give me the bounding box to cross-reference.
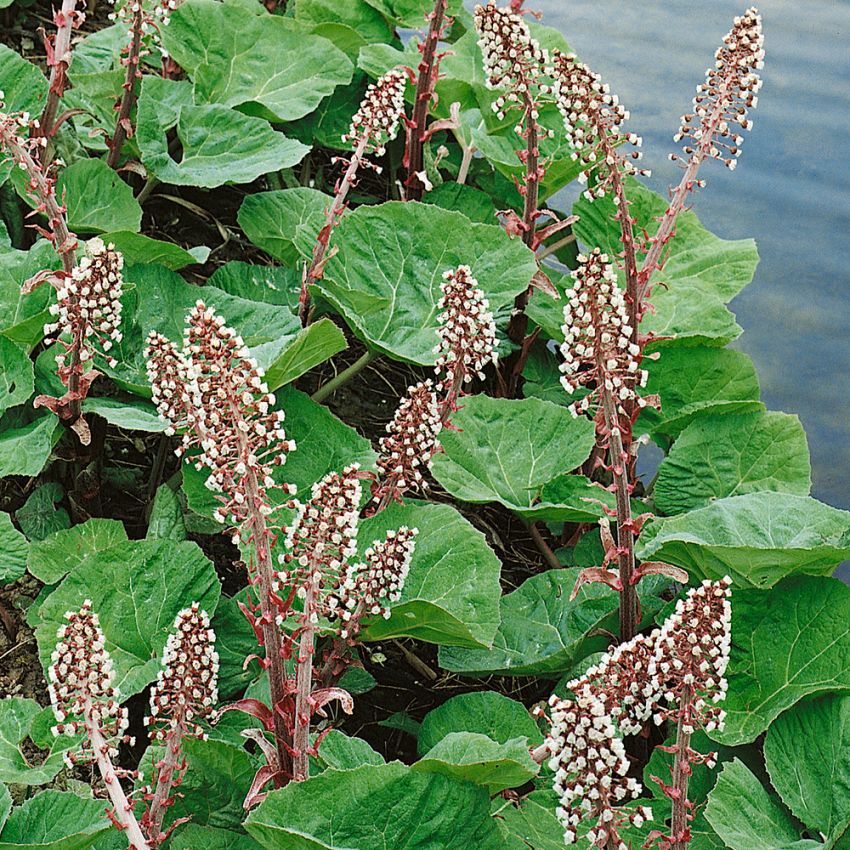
[342,67,408,155]
[333,526,418,638]
[649,577,732,733]
[145,301,296,535]
[548,685,650,849]
[146,603,219,742]
[473,2,548,120]
[279,464,363,616]
[434,265,498,399]
[672,7,764,171]
[375,380,443,499]
[551,50,649,201]
[47,601,131,766]
[45,237,124,368]
[559,248,647,420]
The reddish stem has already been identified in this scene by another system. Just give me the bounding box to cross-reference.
[107,6,144,170]
[404,0,448,201]
[39,0,80,157]
[146,722,185,842]
[670,686,695,850]
[299,134,370,325]
[292,577,318,780]
[86,701,152,850]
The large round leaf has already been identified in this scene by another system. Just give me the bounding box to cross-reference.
[0,514,27,585]
[245,763,505,850]
[654,411,812,515]
[55,159,142,234]
[715,576,850,745]
[315,202,537,364]
[429,395,595,518]
[636,493,850,588]
[34,539,221,699]
[359,500,502,650]
[0,338,34,417]
[0,414,60,479]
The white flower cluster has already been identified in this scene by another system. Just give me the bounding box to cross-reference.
[473,2,548,120]
[279,464,362,618]
[559,248,647,419]
[672,7,764,171]
[434,265,498,394]
[376,380,443,494]
[551,50,649,201]
[648,577,732,733]
[45,237,124,368]
[145,301,296,535]
[548,684,650,848]
[108,0,178,44]
[146,603,219,742]
[342,68,407,156]
[333,526,418,638]
[47,601,131,767]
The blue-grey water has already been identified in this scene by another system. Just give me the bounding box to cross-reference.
[527,0,849,513]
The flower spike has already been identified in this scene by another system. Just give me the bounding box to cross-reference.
[342,67,409,157]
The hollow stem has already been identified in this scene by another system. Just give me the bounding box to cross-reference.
[145,722,185,842]
[292,577,317,780]
[670,686,695,850]
[299,134,370,325]
[39,0,79,155]
[86,702,152,850]
[456,143,475,185]
[404,0,448,201]
[311,350,378,403]
[106,6,143,170]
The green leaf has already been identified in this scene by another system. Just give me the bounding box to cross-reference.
[0,514,27,585]
[136,78,309,189]
[0,414,60,478]
[361,0,463,27]
[636,493,850,588]
[146,486,187,541]
[716,576,850,745]
[169,826,265,850]
[0,338,34,416]
[535,474,631,523]
[765,694,850,840]
[27,518,127,584]
[81,397,166,432]
[211,591,263,700]
[294,0,393,45]
[654,411,812,515]
[183,386,377,521]
[638,345,764,445]
[140,737,257,833]
[0,790,111,850]
[285,75,369,152]
[16,484,69,541]
[162,0,353,122]
[413,732,538,794]
[97,231,200,270]
[0,698,71,786]
[0,240,58,349]
[259,318,347,390]
[0,47,47,115]
[316,201,537,364]
[358,500,502,649]
[0,785,9,835]
[705,760,803,850]
[314,730,385,771]
[423,183,498,224]
[238,188,331,267]
[492,791,567,850]
[207,262,300,308]
[55,160,142,234]
[418,691,543,755]
[429,395,595,517]
[34,539,221,698]
[439,568,624,676]
[245,762,506,850]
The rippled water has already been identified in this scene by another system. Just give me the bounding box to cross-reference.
[525,0,849,511]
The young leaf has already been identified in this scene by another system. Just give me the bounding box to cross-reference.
[654,411,812,515]
[413,733,538,794]
[429,395,595,517]
[245,763,506,850]
[55,159,142,234]
[636,493,850,588]
[16,484,69,541]
[315,201,537,364]
[716,576,850,745]
[493,790,568,850]
[81,397,166,432]
[0,338,34,417]
[0,414,60,479]
[358,500,502,649]
[314,730,385,772]
[97,231,200,270]
[146,486,187,542]
[0,698,71,786]
[0,514,27,585]
[34,539,221,699]
[27,517,127,584]
[418,691,543,755]
[0,240,58,349]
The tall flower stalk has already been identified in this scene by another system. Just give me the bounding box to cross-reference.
[146,302,297,781]
[299,68,408,324]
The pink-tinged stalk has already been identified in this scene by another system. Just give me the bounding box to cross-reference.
[292,577,318,780]
[38,0,81,155]
[404,0,449,201]
[107,4,144,170]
